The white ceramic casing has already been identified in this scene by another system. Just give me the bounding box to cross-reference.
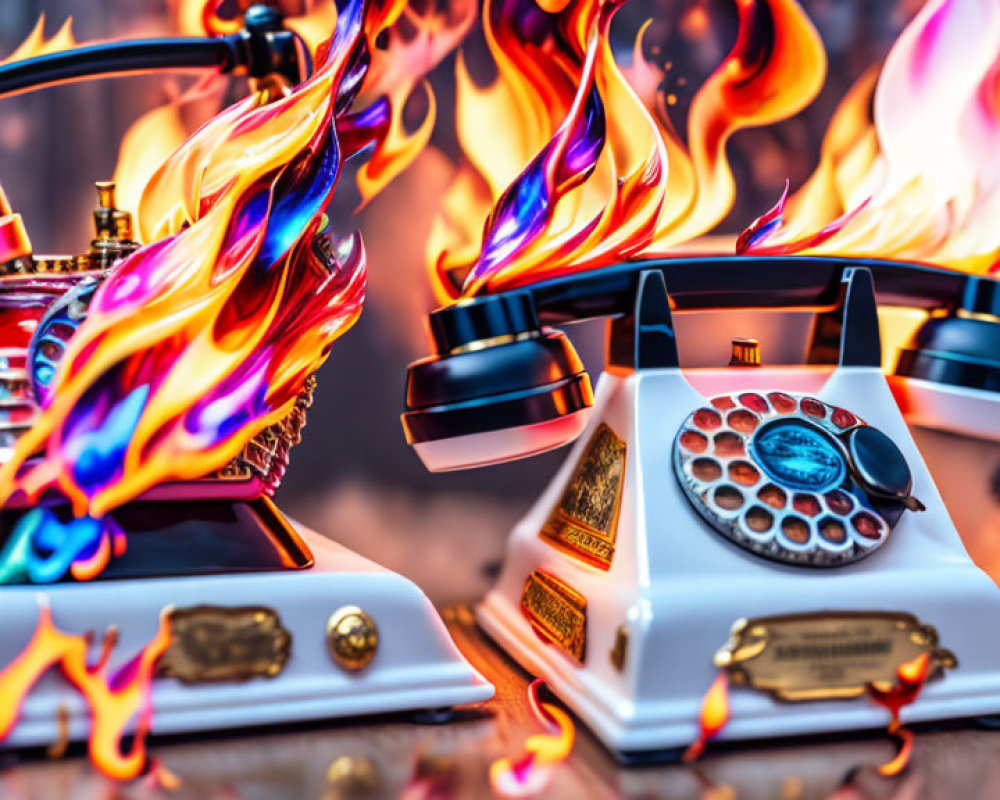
[478,364,1000,755]
[0,524,493,748]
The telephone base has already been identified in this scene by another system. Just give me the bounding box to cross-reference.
[477,366,1000,754]
[1,523,493,748]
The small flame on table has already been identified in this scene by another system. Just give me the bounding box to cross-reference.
[683,671,731,762]
[489,679,575,798]
[684,653,931,775]
[866,651,931,777]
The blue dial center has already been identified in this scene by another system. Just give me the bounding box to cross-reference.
[750,419,846,493]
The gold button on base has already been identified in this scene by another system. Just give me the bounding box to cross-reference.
[326,606,379,671]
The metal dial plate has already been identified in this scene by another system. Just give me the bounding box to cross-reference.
[673,391,894,567]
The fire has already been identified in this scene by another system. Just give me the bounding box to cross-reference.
[0,0,375,562]
[0,14,77,67]
[112,76,227,222]
[429,0,826,299]
[682,655,930,772]
[867,651,932,777]
[683,671,731,762]
[489,679,575,797]
[0,601,171,781]
[115,0,456,227]
[741,0,1000,274]
[353,0,477,207]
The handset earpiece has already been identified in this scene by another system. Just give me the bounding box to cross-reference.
[401,292,593,471]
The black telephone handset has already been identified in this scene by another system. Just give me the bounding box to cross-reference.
[0,6,311,98]
[401,256,1000,472]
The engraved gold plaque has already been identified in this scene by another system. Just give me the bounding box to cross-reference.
[520,570,587,662]
[714,611,957,702]
[539,423,626,569]
[157,605,291,684]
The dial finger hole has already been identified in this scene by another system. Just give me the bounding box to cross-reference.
[792,493,821,517]
[680,430,708,454]
[745,506,774,533]
[694,407,723,430]
[711,396,736,411]
[800,397,826,418]
[739,393,769,413]
[825,489,854,515]
[781,516,811,544]
[767,392,797,414]
[692,458,722,482]
[819,517,847,544]
[727,409,758,435]
[757,483,787,510]
[714,432,745,458]
[852,511,883,540]
[714,485,744,511]
[832,407,857,428]
[728,461,761,487]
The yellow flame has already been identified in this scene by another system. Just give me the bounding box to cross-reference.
[112,77,227,228]
[649,0,826,251]
[747,0,1000,274]
[0,603,171,781]
[683,671,731,762]
[1,10,367,517]
[428,0,827,299]
[354,0,476,207]
[489,680,575,797]
[287,0,340,56]
[0,15,77,66]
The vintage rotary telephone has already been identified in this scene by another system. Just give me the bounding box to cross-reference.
[0,8,491,758]
[403,257,1000,755]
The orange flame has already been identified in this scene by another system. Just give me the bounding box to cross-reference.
[741,0,1000,274]
[0,602,171,781]
[125,0,450,224]
[867,651,931,777]
[112,75,227,225]
[0,14,77,66]
[286,1,341,55]
[0,3,369,518]
[489,679,575,797]
[683,671,731,762]
[428,0,826,300]
[354,0,477,208]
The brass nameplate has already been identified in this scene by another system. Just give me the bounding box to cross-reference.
[539,423,626,569]
[715,611,956,702]
[520,570,587,662]
[157,605,291,685]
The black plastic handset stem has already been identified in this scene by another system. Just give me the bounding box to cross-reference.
[606,269,680,370]
[428,257,989,356]
[0,5,309,98]
[525,256,975,327]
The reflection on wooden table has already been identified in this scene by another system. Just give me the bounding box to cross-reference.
[3,605,1000,800]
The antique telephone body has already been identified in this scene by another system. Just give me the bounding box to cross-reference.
[0,8,491,751]
[403,256,1000,756]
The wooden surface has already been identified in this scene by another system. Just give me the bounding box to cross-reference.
[3,604,1000,800]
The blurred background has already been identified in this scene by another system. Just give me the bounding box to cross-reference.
[0,0,924,603]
